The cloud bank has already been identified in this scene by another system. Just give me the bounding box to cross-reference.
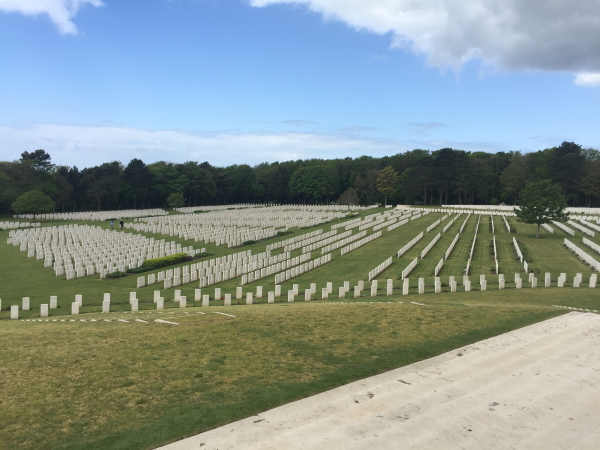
[250,0,600,86]
[0,0,103,34]
[0,123,411,168]
[0,123,514,168]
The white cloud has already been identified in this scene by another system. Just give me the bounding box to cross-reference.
[574,72,600,88]
[250,0,600,83]
[0,0,103,34]
[0,123,411,168]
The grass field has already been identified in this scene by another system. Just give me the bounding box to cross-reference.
[3,289,595,450]
[0,207,599,449]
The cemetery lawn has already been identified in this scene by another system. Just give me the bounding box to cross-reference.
[3,289,599,450]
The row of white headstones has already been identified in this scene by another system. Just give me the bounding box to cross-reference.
[7,271,597,319]
[126,206,359,248]
[8,224,199,280]
[137,210,423,291]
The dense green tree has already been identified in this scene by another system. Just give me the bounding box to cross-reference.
[514,180,569,238]
[167,192,186,208]
[123,159,152,208]
[179,161,216,206]
[20,149,53,171]
[2,144,599,211]
[81,161,124,210]
[376,166,399,206]
[148,162,188,207]
[12,190,56,217]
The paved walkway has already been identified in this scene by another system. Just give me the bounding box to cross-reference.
[158,312,600,450]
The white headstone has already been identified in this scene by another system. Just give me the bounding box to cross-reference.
[157,297,164,310]
[354,286,360,298]
[310,283,317,294]
[465,280,471,292]
[418,281,424,294]
[195,289,202,301]
[224,293,232,306]
[531,277,537,288]
[305,289,312,301]
[129,292,136,303]
[480,280,487,291]
[516,278,522,289]
[50,296,57,309]
[75,294,83,306]
[343,281,350,292]
[288,290,295,302]
[326,282,333,294]
[22,297,30,311]
[215,288,221,300]
[10,305,18,319]
[154,291,160,303]
[590,274,597,288]
[293,284,299,295]
[268,291,274,303]
[202,295,209,307]
[450,281,457,292]
[102,299,110,313]
[256,286,263,298]
[40,304,49,318]
[131,298,139,311]
[321,288,328,300]
[499,279,505,290]
[246,292,253,305]
[275,285,282,297]
[180,296,187,308]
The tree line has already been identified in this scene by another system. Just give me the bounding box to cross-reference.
[1,142,599,214]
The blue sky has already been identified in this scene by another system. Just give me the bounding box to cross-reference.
[0,0,599,168]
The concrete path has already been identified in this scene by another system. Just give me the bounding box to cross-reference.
[158,312,600,449]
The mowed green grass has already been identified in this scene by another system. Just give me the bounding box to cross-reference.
[1,209,599,450]
[1,209,598,318]
[2,291,589,450]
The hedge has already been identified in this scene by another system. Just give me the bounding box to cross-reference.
[143,252,189,269]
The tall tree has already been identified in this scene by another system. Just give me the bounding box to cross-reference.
[20,149,53,171]
[514,180,569,238]
[12,190,56,218]
[376,166,399,206]
[123,159,152,208]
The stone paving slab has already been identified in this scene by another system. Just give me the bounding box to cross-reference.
[157,312,600,450]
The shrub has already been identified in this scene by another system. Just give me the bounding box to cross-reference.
[243,240,256,246]
[106,271,127,279]
[126,266,153,274]
[143,252,189,269]
[277,230,292,236]
[193,252,214,259]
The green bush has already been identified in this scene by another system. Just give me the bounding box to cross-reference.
[193,252,214,259]
[143,252,189,269]
[106,271,127,279]
[277,230,292,237]
[243,240,255,246]
[126,266,153,274]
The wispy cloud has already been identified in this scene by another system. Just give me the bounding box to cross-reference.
[408,122,447,130]
[342,126,378,132]
[408,122,447,136]
[281,120,318,126]
[0,123,409,168]
[0,0,103,34]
